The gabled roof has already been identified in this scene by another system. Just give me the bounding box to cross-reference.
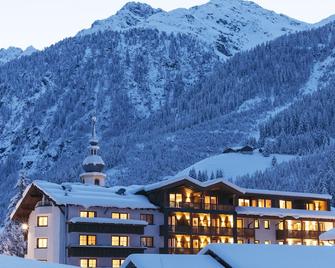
[121,254,223,268]
[142,176,332,200]
[11,180,157,221]
[200,244,335,268]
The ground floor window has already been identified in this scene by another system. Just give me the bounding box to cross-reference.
[80,258,96,268]
[112,259,124,268]
[37,238,48,248]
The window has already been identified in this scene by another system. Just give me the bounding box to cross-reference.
[37,216,48,227]
[169,193,182,207]
[254,240,259,244]
[279,200,292,209]
[258,199,271,208]
[80,259,97,268]
[94,179,100,185]
[112,212,129,220]
[238,199,250,207]
[80,211,96,218]
[140,214,154,225]
[237,240,243,244]
[254,219,259,229]
[237,219,243,228]
[37,238,48,248]
[112,236,128,247]
[112,259,124,268]
[264,220,270,229]
[141,236,154,248]
[264,240,270,245]
[265,199,272,208]
[79,235,96,246]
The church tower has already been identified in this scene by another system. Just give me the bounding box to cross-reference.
[80,117,106,186]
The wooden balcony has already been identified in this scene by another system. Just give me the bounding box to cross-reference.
[169,201,234,211]
[161,225,234,236]
[160,247,200,254]
[237,228,255,239]
[68,246,145,257]
[276,230,320,240]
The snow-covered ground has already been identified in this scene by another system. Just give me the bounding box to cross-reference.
[176,151,295,180]
[0,255,75,268]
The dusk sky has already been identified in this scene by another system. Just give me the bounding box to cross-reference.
[0,0,334,49]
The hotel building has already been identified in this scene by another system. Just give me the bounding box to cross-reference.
[11,120,335,267]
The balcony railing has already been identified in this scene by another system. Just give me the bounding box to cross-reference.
[160,247,200,254]
[237,228,255,238]
[276,230,320,240]
[35,200,52,208]
[169,201,234,211]
[161,225,234,236]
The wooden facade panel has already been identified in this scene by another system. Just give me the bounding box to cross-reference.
[68,223,145,234]
[68,246,145,257]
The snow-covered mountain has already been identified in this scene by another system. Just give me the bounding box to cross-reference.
[0,0,335,221]
[0,46,37,65]
[79,0,308,57]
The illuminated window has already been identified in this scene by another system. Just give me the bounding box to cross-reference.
[278,221,284,230]
[264,220,270,229]
[280,200,292,209]
[278,241,284,245]
[258,199,265,207]
[251,200,257,207]
[112,259,124,268]
[254,240,259,244]
[237,240,243,244]
[112,213,129,220]
[140,214,154,225]
[79,235,96,246]
[80,211,96,218]
[80,259,96,268]
[265,199,272,208]
[112,236,128,247]
[37,238,48,248]
[237,219,243,228]
[264,240,270,244]
[37,216,48,227]
[141,236,154,247]
[169,193,182,207]
[238,199,250,207]
[254,219,259,229]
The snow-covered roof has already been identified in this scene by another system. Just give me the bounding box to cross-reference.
[27,180,157,209]
[200,244,335,268]
[320,228,335,241]
[143,176,331,200]
[0,255,76,268]
[143,176,244,192]
[121,254,223,268]
[69,217,148,225]
[236,206,335,220]
[82,155,105,166]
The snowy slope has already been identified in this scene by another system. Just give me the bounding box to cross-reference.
[0,46,37,65]
[79,0,308,57]
[0,254,75,268]
[176,151,295,180]
[314,14,335,28]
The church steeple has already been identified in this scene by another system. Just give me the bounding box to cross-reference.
[80,117,106,186]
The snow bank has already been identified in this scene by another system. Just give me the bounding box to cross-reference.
[0,255,75,268]
[121,254,222,268]
[175,152,295,180]
[200,244,335,268]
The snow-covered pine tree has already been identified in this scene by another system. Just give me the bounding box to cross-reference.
[0,173,30,256]
[188,168,197,179]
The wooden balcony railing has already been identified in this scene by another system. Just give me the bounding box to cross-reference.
[161,225,234,236]
[237,228,255,238]
[168,201,234,211]
[160,247,200,254]
[276,230,320,240]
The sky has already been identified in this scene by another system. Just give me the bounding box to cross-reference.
[0,0,334,50]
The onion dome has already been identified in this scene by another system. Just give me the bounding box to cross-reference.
[82,117,105,173]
